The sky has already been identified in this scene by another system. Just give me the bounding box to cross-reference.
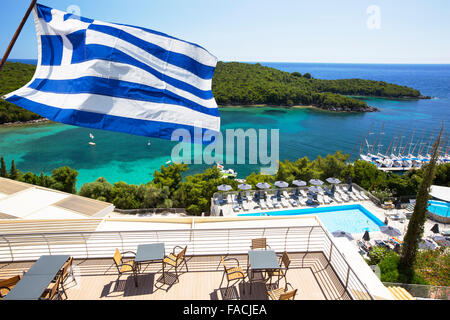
[1,0,450,64]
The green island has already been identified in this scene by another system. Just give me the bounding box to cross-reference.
[0,61,431,124]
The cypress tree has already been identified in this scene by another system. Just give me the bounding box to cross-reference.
[0,156,7,178]
[40,172,45,186]
[399,126,443,279]
[9,160,18,180]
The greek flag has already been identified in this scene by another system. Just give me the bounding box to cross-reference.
[4,4,220,140]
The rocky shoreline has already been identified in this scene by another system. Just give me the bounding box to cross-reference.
[1,118,50,127]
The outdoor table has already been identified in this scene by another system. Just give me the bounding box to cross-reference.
[247,250,282,294]
[3,255,69,300]
[135,243,165,287]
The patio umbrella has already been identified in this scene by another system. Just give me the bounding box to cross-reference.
[332,230,354,241]
[274,181,289,188]
[217,184,232,192]
[308,186,320,194]
[418,239,437,250]
[326,177,341,184]
[380,226,401,237]
[309,179,324,186]
[362,230,370,241]
[431,224,440,234]
[292,180,307,187]
[238,183,252,190]
[256,182,271,189]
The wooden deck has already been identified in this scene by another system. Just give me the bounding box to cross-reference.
[0,252,351,300]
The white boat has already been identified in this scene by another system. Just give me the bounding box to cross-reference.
[88,142,96,146]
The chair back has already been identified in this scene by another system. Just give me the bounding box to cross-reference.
[0,275,21,289]
[61,257,73,279]
[251,238,267,250]
[113,249,122,267]
[280,289,297,300]
[220,256,229,272]
[177,246,187,260]
[46,275,61,300]
[281,251,291,269]
[0,275,21,298]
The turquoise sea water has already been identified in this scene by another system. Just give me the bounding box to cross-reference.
[2,61,450,190]
[238,204,385,234]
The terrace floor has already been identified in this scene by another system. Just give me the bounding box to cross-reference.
[0,252,352,300]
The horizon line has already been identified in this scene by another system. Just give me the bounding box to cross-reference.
[7,58,450,65]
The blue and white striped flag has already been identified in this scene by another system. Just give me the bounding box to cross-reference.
[4,4,220,140]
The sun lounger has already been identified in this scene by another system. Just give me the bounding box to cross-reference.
[282,191,290,199]
[333,193,342,203]
[280,197,289,208]
[266,198,274,209]
[298,197,307,206]
[289,198,298,206]
[300,189,308,198]
[316,194,324,205]
[442,230,450,237]
[242,201,250,211]
[349,192,358,201]
[340,193,350,202]
[259,199,267,210]
[323,195,332,204]
[272,197,280,208]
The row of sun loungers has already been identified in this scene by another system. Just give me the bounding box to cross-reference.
[223,186,371,213]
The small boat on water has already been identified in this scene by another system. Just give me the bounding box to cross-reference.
[216,163,237,178]
[89,142,96,146]
[89,133,95,145]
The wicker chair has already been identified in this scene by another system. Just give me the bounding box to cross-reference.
[267,282,297,300]
[112,248,138,285]
[219,256,246,297]
[163,245,189,283]
[41,274,64,300]
[267,251,291,285]
[251,238,271,250]
[0,275,22,300]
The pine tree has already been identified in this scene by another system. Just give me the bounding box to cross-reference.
[9,160,18,180]
[400,126,443,279]
[0,156,7,178]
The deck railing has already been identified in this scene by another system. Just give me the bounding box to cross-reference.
[0,223,373,300]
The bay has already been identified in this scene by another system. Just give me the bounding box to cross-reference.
[1,60,449,190]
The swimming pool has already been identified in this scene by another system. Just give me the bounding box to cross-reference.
[428,200,450,218]
[238,204,385,234]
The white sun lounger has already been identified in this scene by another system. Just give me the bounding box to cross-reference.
[259,199,267,210]
[242,201,250,211]
[316,194,325,205]
[340,193,350,202]
[298,197,307,206]
[323,195,332,204]
[360,191,370,200]
[332,193,342,202]
[289,198,298,206]
[272,197,280,208]
[348,192,358,201]
[280,197,289,208]
[282,191,290,199]
[300,189,308,198]
[266,198,274,209]
[355,191,365,201]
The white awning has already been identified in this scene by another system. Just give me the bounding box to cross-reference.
[430,185,450,202]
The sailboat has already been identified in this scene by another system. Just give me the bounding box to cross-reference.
[89,133,96,146]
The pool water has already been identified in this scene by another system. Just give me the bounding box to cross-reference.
[238,204,385,234]
[428,200,450,217]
